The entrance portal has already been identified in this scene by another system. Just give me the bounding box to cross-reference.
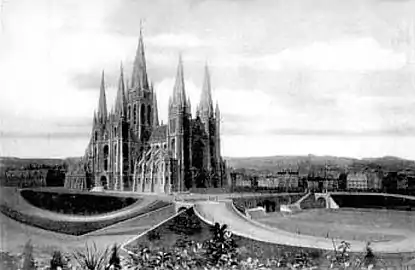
[100,176,108,190]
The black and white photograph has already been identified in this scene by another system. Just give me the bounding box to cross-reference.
[2,0,415,269]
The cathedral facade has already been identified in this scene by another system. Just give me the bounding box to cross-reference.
[64,31,226,194]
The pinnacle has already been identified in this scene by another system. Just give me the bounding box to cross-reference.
[97,70,108,122]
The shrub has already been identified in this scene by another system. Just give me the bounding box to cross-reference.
[106,244,121,270]
[362,242,378,269]
[50,250,67,270]
[0,252,19,270]
[72,242,110,270]
[205,222,238,267]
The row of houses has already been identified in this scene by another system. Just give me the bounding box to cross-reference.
[230,169,415,192]
[2,169,66,188]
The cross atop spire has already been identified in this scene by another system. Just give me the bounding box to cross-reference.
[198,63,214,116]
[97,70,108,123]
[131,23,149,90]
[172,54,187,106]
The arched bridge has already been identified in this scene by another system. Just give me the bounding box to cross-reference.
[314,193,340,209]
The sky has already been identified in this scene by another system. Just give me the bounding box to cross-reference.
[1,0,415,159]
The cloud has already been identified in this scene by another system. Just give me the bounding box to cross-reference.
[3,0,415,159]
[146,33,206,48]
[211,37,407,72]
[1,131,89,139]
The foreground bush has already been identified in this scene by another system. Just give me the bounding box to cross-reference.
[3,222,398,270]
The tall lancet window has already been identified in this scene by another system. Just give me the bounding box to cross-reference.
[128,105,131,120]
[147,105,151,125]
[133,104,137,125]
[103,145,109,171]
[140,104,145,125]
[114,144,118,168]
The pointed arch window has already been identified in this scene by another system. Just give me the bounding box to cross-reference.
[103,145,109,171]
[128,105,131,120]
[133,104,137,125]
[114,144,118,167]
[140,104,145,125]
[147,105,151,125]
[171,138,175,155]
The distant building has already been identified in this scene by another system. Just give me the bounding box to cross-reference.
[397,173,409,191]
[231,171,252,187]
[256,170,299,190]
[4,169,65,188]
[347,172,368,190]
[383,172,398,192]
[366,171,382,190]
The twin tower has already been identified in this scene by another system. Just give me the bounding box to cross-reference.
[64,30,226,193]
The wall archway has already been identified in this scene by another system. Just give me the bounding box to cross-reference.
[316,197,326,208]
[100,175,108,190]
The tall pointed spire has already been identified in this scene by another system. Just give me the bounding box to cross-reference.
[115,62,127,117]
[131,23,149,90]
[97,70,108,123]
[92,110,97,127]
[152,88,159,127]
[199,63,214,115]
[172,54,186,106]
[187,97,192,115]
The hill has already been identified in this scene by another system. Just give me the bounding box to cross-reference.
[2,154,415,178]
[225,155,415,174]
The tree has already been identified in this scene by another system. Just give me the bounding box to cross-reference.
[363,242,377,268]
[106,244,121,270]
[22,240,36,270]
[50,250,67,270]
[206,222,238,267]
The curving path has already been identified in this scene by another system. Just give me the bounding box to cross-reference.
[0,187,166,223]
[194,200,415,254]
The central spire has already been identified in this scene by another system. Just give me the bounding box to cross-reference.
[172,54,187,106]
[131,24,149,90]
[97,70,108,123]
[198,63,214,115]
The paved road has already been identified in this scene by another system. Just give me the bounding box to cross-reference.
[194,200,415,254]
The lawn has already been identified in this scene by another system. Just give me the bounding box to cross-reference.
[255,208,415,242]
[0,199,171,235]
[123,206,415,268]
[20,189,140,215]
[0,204,177,262]
[125,207,329,264]
[0,186,172,235]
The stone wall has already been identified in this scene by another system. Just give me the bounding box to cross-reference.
[232,194,304,213]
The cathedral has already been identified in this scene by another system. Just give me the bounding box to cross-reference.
[64,30,226,194]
